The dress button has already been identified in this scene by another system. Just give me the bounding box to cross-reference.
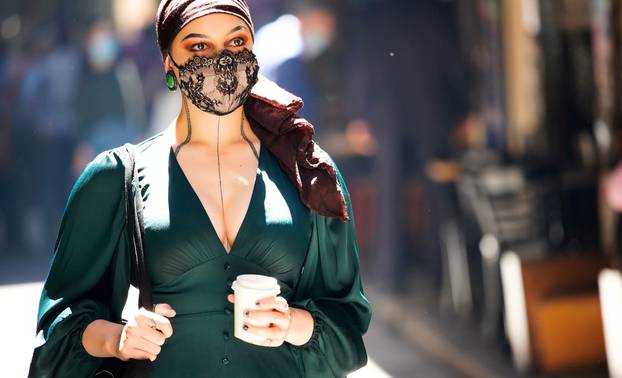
[223,331,230,340]
[222,357,230,365]
[226,279,233,287]
[224,307,232,315]
[224,263,231,271]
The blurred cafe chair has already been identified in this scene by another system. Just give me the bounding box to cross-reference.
[462,164,550,342]
[500,252,609,373]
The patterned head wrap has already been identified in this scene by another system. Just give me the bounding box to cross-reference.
[156,0,254,60]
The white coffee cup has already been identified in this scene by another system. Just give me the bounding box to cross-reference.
[231,274,281,343]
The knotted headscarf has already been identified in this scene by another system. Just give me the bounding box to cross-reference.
[154,0,349,222]
[156,0,254,60]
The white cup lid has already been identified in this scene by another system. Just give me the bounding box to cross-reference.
[231,274,280,292]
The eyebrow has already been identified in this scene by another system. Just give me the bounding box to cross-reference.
[181,25,248,41]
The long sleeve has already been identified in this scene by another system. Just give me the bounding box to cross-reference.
[288,160,372,377]
[28,149,131,378]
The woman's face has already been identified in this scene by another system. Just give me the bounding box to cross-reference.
[165,12,253,72]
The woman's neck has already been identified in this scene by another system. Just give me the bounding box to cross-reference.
[171,98,257,151]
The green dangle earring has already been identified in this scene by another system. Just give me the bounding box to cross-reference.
[165,70,177,91]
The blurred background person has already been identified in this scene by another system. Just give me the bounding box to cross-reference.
[72,18,146,176]
[14,21,81,256]
[274,0,339,127]
[344,0,470,292]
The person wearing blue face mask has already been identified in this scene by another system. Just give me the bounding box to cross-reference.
[274,1,338,128]
[85,24,121,72]
[73,19,147,177]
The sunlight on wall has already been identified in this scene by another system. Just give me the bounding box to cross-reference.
[599,269,622,378]
[0,282,43,377]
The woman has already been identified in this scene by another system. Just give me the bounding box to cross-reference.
[29,1,371,377]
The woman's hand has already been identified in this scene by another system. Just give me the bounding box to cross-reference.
[227,294,314,347]
[115,303,176,362]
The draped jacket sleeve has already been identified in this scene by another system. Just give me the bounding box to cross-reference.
[28,149,132,378]
[287,159,372,377]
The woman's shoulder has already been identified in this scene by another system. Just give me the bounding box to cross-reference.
[69,148,126,204]
[73,131,168,197]
[92,130,169,171]
[133,128,170,154]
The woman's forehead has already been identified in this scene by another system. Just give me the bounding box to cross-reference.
[176,13,250,39]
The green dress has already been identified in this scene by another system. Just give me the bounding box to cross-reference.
[29,129,372,378]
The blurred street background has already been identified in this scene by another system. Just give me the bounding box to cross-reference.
[2,0,622,377]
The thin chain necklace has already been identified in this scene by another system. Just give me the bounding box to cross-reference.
[176,95,260,252]
[174,96,193,157]
[175,95,258,161]
[240,112,260,161]
[216,115,230,251]
[217,111,259,251]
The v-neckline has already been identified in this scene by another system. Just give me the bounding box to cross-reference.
[169,142,264,256]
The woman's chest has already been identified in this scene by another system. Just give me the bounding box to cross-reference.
[135,146,312,299]
[172,143,262,251]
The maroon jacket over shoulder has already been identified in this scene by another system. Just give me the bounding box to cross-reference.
[244,75,349,222]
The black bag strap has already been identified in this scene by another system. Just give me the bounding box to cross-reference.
[119,143,155,377]
[121,142,153,311]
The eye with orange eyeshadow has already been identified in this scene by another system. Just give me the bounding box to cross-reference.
[229,36,246,47]
[188,41,210,52]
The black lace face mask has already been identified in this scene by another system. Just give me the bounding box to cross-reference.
[169,48,260,115]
